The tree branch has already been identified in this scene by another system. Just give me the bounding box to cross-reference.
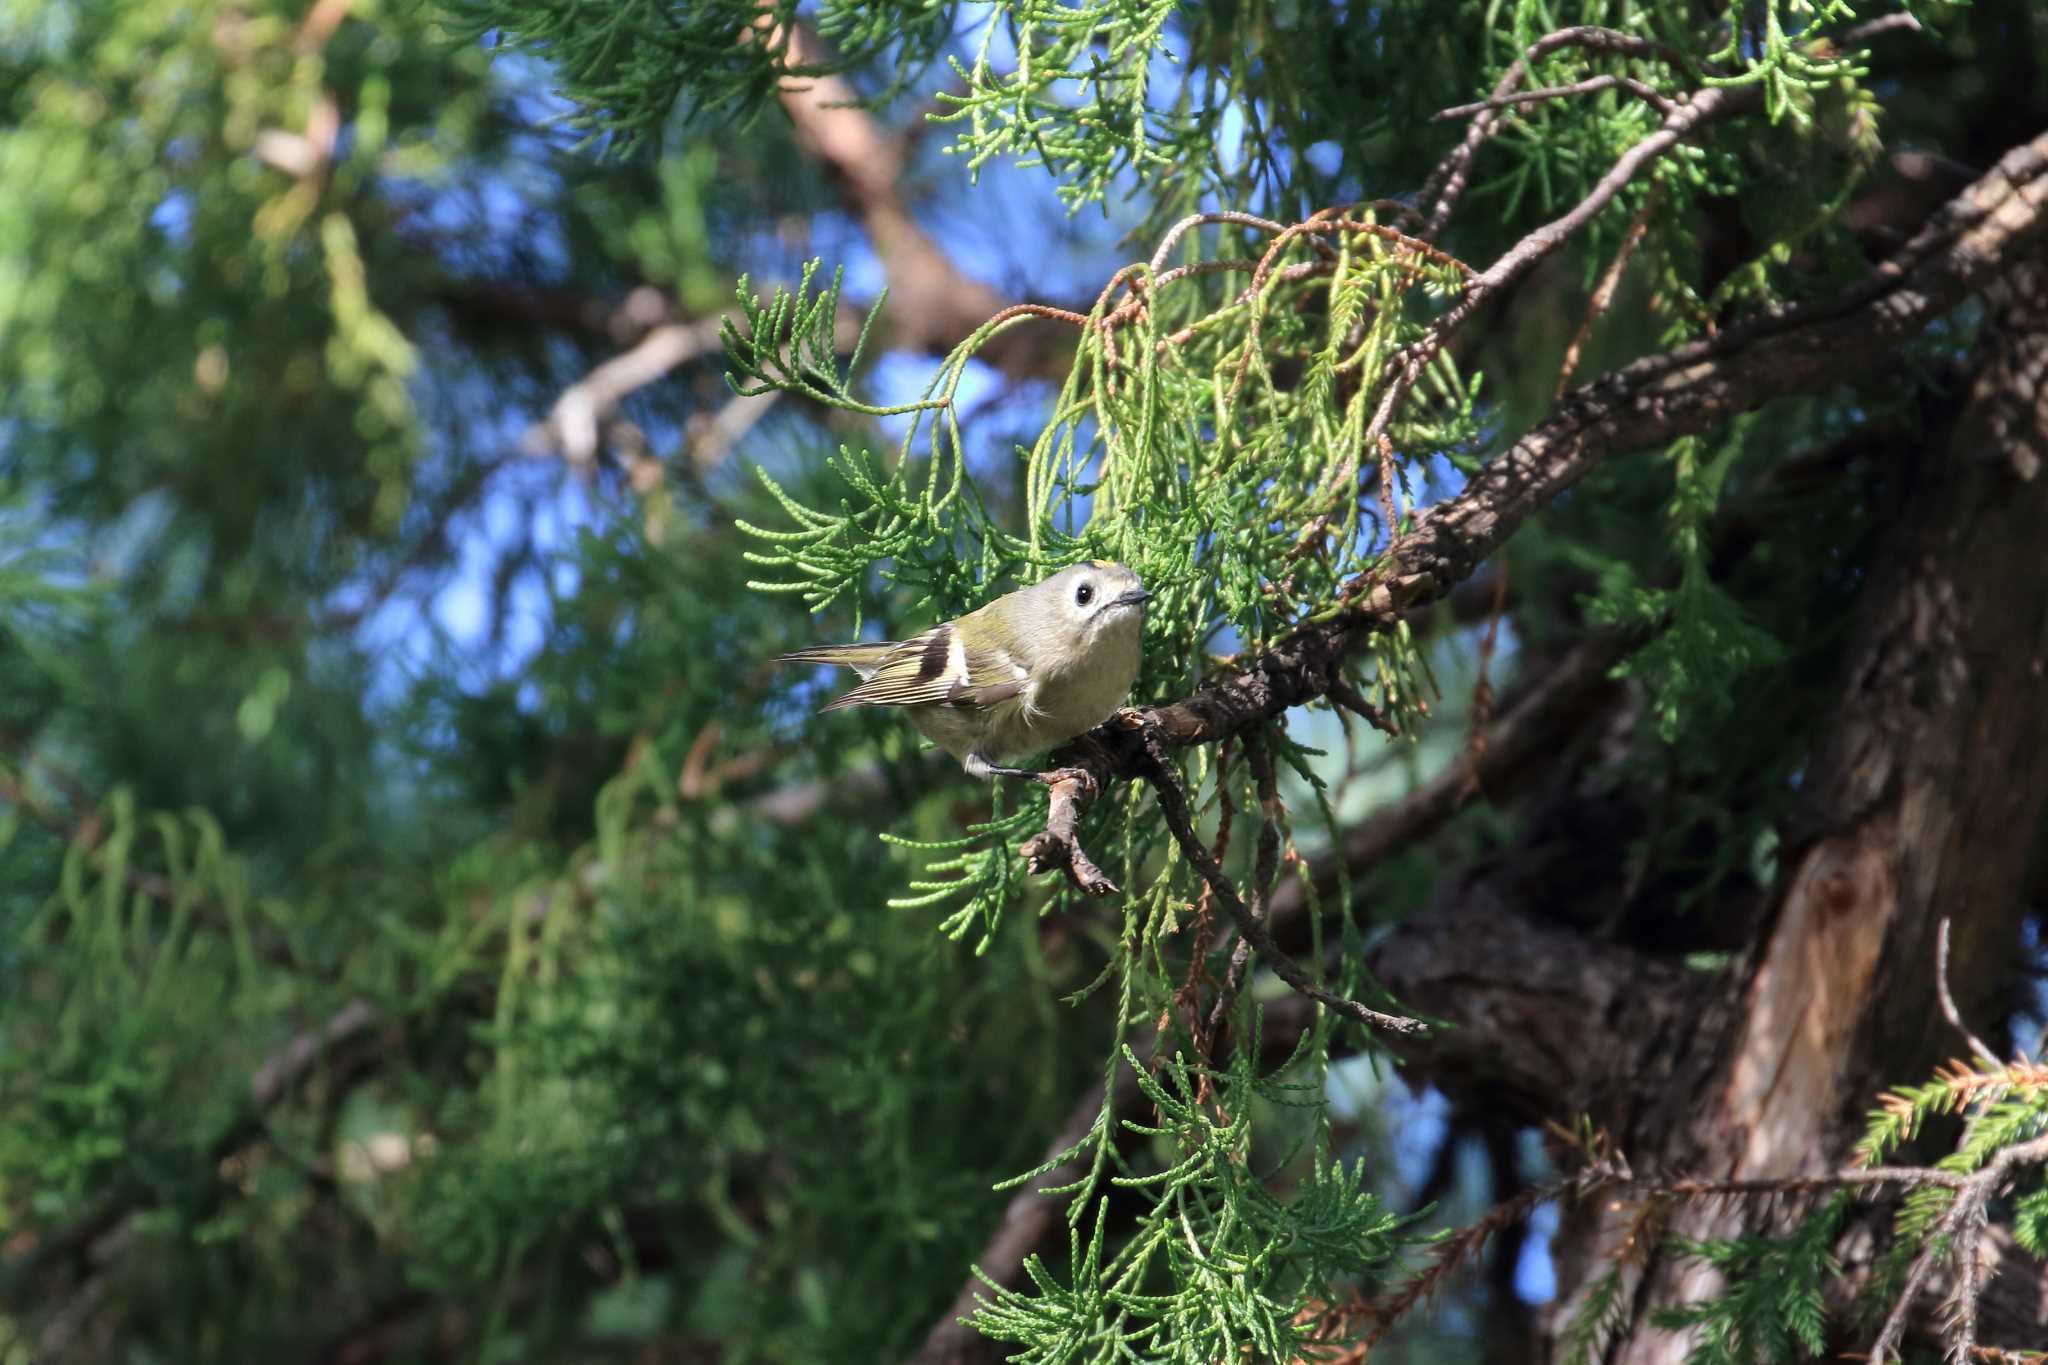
[1434,73,1678,122]
[1203,737,1280,1056]
[522,318,725,471]
[1134,730,1428,1037]
[1116,127,2047,766]
[774,22,1072,381]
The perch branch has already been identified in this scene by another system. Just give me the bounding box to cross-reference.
[1018,766,1116,896]
[1011,130,2048,1022]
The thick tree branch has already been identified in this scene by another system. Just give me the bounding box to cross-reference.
[774,23,1071,381]
[1105,128,2048,766]
[1025,129,2048,899]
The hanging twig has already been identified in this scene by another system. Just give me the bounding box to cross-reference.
[1937,916,2001,1067]
[1202,734,1284,1072]
[1133,727,1427,1037]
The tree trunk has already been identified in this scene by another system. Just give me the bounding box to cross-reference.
[1578,252,2048,1361]
[1366,250,2048,1361]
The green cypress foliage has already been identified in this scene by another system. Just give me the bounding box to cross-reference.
[8,0,2047,1360]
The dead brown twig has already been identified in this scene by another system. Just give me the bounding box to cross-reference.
[1169,739,1233,1074]
[1134,727,1428,1038]
[1199,735,1281,1082]
[1555,181,1663,399]
[1018,766,1117,897]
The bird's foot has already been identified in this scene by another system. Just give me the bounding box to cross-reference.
[1037,765,1098,797]
[1020,769,1115,896]
[966,753,1098,798]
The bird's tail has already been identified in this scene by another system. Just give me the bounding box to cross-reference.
[774,642,897,682]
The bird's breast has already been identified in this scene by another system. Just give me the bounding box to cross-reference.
[1029,626,1142,740]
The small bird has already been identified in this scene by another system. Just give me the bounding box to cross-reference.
[776,561,1152,780]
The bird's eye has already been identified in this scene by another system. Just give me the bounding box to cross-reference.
[1074,582,1095,607]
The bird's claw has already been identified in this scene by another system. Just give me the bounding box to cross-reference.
[1039,766,1098,797]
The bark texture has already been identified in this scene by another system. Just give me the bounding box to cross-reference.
[1351,247,2048,1361]
[1567,252,2048,1361]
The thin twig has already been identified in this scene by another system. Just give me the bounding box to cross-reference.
[1135,729,1427,1037]
[1831,12,1925,50]
[1937,916,2001,1066]
[1176,740,1233,1072]
[1146,209,1331,275]
[1949,1193,1989,1364]
[1325,674,1401,737]
[1555,182,1661,399]
[1869,1133,2048,1363]
[1434,73,1678,121]
[1202,736,1279,1064]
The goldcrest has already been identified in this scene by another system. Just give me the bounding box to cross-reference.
[776,562,1152,779]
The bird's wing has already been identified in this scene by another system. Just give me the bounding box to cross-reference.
[817,623,1028,712]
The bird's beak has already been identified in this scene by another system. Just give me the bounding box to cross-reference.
[1112,588,1153,609]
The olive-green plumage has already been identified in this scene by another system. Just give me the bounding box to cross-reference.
[776,562,1150,778]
